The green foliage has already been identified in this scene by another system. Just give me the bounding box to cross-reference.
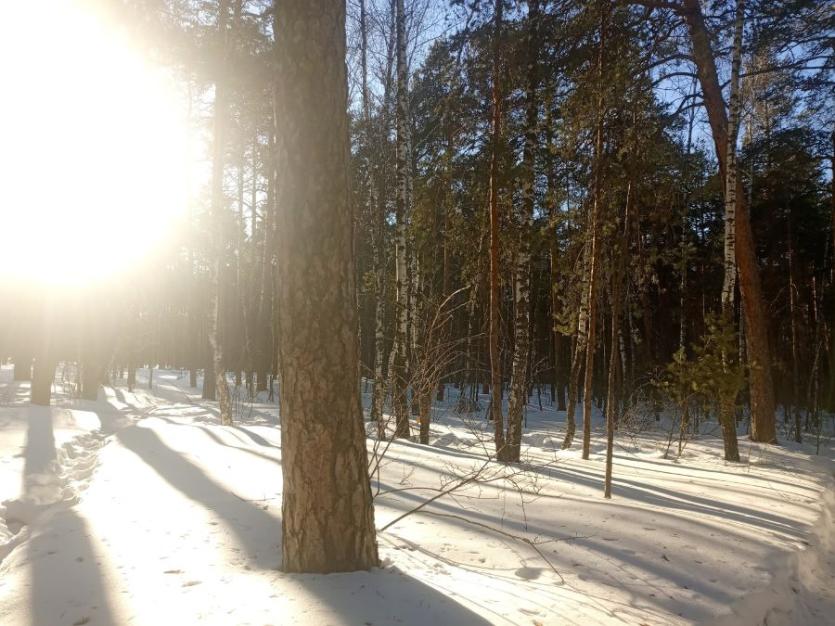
[658,314,746,419]
[691,314,746,410]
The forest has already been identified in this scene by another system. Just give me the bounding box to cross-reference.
[0,0,833,624]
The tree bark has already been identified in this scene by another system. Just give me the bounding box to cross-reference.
[208,0,234,426]
[13,354,31,381]
[390,0,412,439]
[488,0,507,461]
[506,0,541,463]
[682,0,776,443]
[273,0,379,573]
[31,357,55,406]
[361,0,388,439]
[581,1,609,461]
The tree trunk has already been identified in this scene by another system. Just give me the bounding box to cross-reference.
[787,216,802,442]
[208,0,234,426]
[717,0,744,461]
[605,181,630,497]
[202,358,216,401]
[604,288,621,498]
[581,1,609,461]
[31,357,55,406]
[488,0,507,461]
[14,354,32,381]
[682,0,776,443]
[81,362,101,401]
[273,0,379,574]
[390,0,411,439]
[829,129,835,410]
[506,0,540,463]
[361,0,388,439]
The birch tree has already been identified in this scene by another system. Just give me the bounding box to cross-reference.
[390,0,412,439]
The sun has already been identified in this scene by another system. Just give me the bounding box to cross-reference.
[0,1,189,286]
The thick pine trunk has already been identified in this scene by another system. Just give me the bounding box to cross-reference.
[682,0,776,444]
[31,357,55,406]
[13,354,32,381]
[273,0,379,574]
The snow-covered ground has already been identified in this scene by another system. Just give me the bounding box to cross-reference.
[1,364,833,625]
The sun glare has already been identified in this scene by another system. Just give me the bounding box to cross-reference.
[0,2,188,286]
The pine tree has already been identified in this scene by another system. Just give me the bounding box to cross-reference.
[273,0,379,573]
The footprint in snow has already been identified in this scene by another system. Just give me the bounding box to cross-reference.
[515,567,542,580]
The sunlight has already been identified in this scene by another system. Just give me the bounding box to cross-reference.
[0,2,188,286]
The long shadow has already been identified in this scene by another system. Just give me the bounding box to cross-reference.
[137,417,280,465]
[233,425,279,449]
[22,407,118,626]
[287,566,493,625]
[619,454,822,494]
[374,442,805,544]
[29,508,118,626]
[195,426,281,465]
[377,488,739,620]
[114,423,282,569]
[121,378,194,409]
[109,413,490,624]
[528,463,804,538]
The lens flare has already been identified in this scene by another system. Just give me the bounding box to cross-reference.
[0,1,188,286]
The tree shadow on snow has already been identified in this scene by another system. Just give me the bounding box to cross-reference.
[105,420,491,624]
[29,509,119,626]
[285,566,493,626]
[113,423,282,570]
[22,407,118,626]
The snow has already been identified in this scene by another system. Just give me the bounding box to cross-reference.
[1,365,833,625]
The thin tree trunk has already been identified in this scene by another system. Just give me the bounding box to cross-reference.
[273,0,379,574]
[829,129,835,410]
[506,0,540,463]
[581,1,609,461]
[788,216,802,442]
[488,0,507,460]
[605,182,630,497]
[361,0,388,439]
[604,286,621,498]
[208,0,234,426]
[390,0,411,439]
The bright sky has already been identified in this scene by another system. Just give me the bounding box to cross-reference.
[0,1,189,286]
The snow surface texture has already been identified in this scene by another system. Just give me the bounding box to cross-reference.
[0,364,833,625]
